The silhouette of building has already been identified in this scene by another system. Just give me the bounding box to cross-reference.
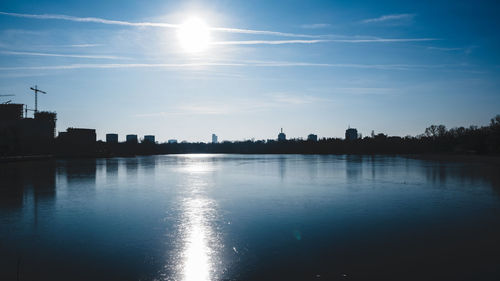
[58,128,96,144]
[34,111,57,139]
[0,104,56,155]
[144,135,155,143]
[168,139,177,144]
[0,103,23,120]
[57,128,96,156]
[106,133,118,143]
[212,134,218,144]
[278,128,286,141]
[126,134,138,143]
[345,127,358,140]
[307,134,318,142]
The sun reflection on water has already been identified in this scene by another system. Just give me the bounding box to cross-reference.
[166,156,221,281]
[181,198,213,281]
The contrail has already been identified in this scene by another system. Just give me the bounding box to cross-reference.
[212,38,437,45]
[0,11,321,38]
[0,11,178,28]
[211,40,330,45]
[0,61,460,71]
[0,50,128,60]
[0,11,439,41]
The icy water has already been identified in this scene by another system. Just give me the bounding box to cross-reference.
[1,154,500,281]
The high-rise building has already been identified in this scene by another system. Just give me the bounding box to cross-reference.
[106,133,118,143]
[212,134,218,144]
[278,128,286,141]
[345,127,358,140]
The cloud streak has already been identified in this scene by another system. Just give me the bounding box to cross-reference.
[0,11,178,28]
[0,61,466,72]
[212,38,436,45]
[0,50,127,60]
[427,47,462,51]
[0,62,245,71]
[0,11,322,38]
[300,23,331,29]
[362,14,415,23]
[0,11,436,42]
[211,39,330,45]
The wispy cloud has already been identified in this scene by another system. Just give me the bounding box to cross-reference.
[0,11,436,43]
[300,23,331,29]
[1,28,47,36]
[427,47,463,51]
[212,37,436,45]
[55,43,103,48]
[330,38,435,43]
[209,27,321,38]
[0,61,467,72]
[211,40,330,45]
[0,11,322,38]
[332,87,397,95]
[427,46,477,55]
[0,50,127,60]
[0,11,178,28]
[0,62,245,71]
[362,14,415,23]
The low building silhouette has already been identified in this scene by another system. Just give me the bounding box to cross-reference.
[106,133,118,143]
[57,128,96,156]
[144,135,155,143]
[168,139,178,144]
[278,128,286,142]
[58,128,96,144]
[126,134,138,143]
[345,127,358,140]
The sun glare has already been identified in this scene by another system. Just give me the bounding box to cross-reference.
[177,17,211,53]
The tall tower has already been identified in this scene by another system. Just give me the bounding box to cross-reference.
[278,128,286,141]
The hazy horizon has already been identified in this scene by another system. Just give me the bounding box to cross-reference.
[1,0,499,142]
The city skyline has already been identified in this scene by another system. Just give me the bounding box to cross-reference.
[1,0,499,142]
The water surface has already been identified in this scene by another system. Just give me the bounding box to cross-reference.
[1,154,499,280]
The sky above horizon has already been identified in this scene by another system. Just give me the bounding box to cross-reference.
[1,0,499,142]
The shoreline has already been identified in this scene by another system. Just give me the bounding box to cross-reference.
[2,153,500,164]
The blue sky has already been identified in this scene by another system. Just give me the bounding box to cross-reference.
[0,0,499,142]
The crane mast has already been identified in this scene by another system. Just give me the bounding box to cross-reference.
[29,85,47,113]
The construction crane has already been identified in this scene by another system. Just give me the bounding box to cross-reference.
[29,85,47,113]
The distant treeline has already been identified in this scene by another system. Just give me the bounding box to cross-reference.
[95,115,500,156]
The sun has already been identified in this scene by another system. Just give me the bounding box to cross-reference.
[177,17,211,53]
